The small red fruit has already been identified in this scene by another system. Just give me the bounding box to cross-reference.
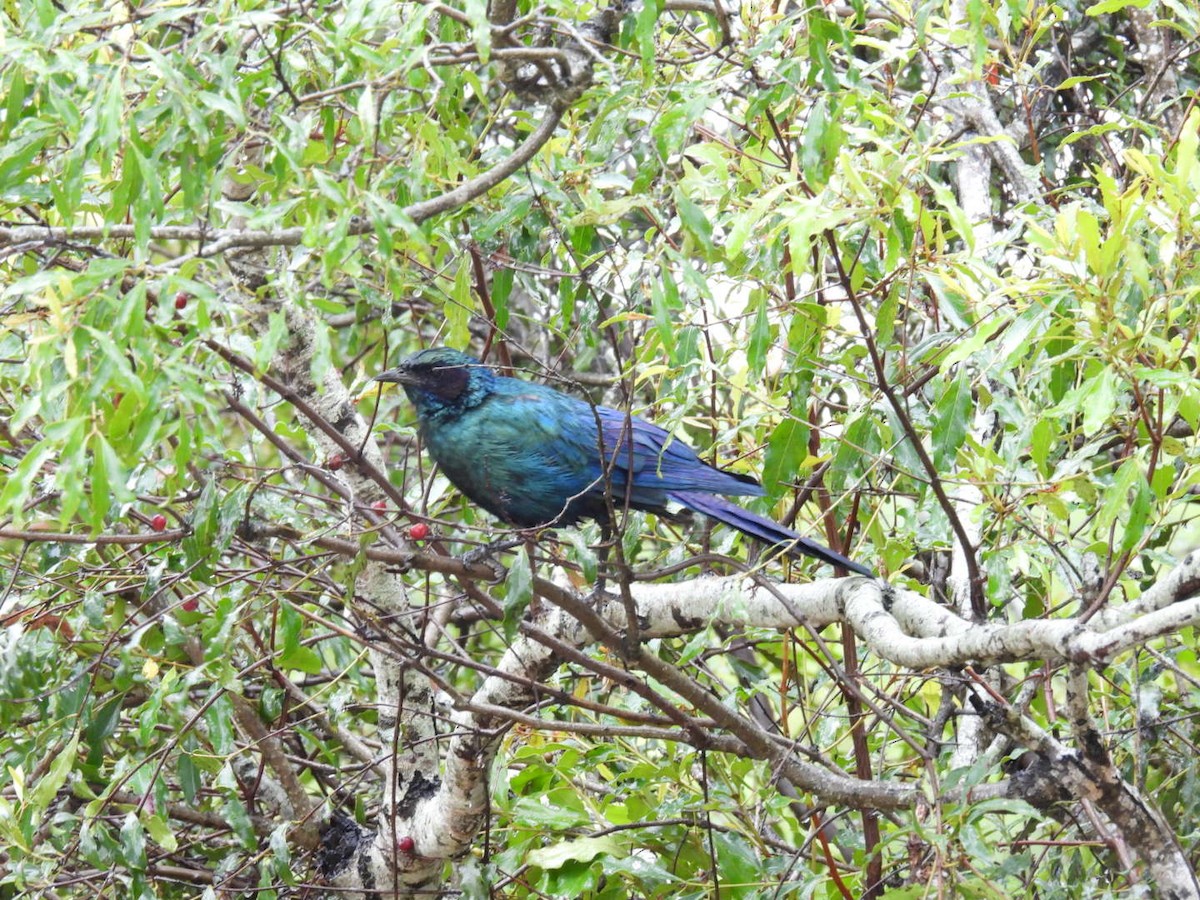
[407,522,430,541]
[150,514,168,532]
[174,291,189,310]
[397,835,415,853]
[371,500,388,512]
[327,454,346,471]
[181,598,200,612]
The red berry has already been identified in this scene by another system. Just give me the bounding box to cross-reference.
[407,522,430,541]
[150,514,168,532]
[181,598,199,612]
[174,292,189,310]
[327,454,346,471]
[371,500,387,512]
[397,835,415,853]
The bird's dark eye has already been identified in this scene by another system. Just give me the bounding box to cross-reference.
[424,364,470,402]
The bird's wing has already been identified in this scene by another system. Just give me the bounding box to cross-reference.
[591,406,765,497]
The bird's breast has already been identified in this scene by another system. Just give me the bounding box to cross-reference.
[421,417,591,528]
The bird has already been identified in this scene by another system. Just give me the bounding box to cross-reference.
[375,347,872,577]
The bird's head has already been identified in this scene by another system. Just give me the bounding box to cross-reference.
[375,347,495,422]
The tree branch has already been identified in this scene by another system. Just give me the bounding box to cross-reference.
[0,107,566,256]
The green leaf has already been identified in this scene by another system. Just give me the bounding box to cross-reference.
[801,94,843,183]
[143,812,178,853]
[182,479,221,581]
[763,417,808,495]
[1173,108,1199,191]
[1081,370,1117,435]
[465,0,491,64]
[829,414,879,494]
[527,835,624,870]
[502,545,534,642]
[85,695,124,766]
[676,626,713,666]
[1121,467,1153,554]
[119,812,148,870]
[0,132,45,189]
[0,439,54,525]
[223,795,258,848]
[178,753,201,806]
[256,311,289,372]
[491,267,512,328]
[675,190,713,255]
[651,272,680,357]
[29,735,78,809]
[205,695,236,756]
[1055,75,1102,90]
[511,793,589,828]
[270,823,296,884]
[543,858,598,894]
[876,289,899,348]
[1030,418,1053,477]
[713,832,758,889]
[1098,458,1139,537]
[280,645,324,675]
[89,432,132,529]
[1,65,26,140]
[1085,0,1150,14]
[932,367,972,471]
[635,0,663,71]
[747,292,773,377]
[563,529,598,584]
[280,602,303,657]
[448,258,475,348]
[1050,367,1117,435]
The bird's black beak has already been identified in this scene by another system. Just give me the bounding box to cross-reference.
[375,367,416,385]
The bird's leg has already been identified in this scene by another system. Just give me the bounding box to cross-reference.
[462,529,551,584]
[461,538,521,583]
[590,523,613,598]
[600,523,644,660]
[587,523,642,661]
[523,532,543,620]
[462,536,525,566]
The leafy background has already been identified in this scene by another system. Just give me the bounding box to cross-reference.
[2,0,1199,895]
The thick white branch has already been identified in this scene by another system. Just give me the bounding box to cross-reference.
[391,553,1200,881]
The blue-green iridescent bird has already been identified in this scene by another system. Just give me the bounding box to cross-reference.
[375,347,872,576]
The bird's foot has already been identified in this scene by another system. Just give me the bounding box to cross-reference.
[621,633,641,661]
[581,583,609,606]
[462,536,537,583]
[462,537,526,567]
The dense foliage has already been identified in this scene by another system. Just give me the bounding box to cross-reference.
[1,0,1198,896]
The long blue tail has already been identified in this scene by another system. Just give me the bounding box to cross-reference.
[670,491,873,577]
